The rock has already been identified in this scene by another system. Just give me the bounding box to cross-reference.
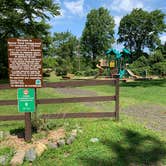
[35,142,47,157]
[25,148,36,162]
[71,129,77,137]
[10,150,25,166]
[90,138,99,143]
[0,131,4,139]
[48,142,58,149]
[0,155,8,166]
[47,128,65,142]
[4,131,10,138]
[57,139,65,147]
[66,135,76,145]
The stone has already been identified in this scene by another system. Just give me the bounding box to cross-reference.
[4,131,10,138]
[57,139,65,147]
[48,142,58,149]
[0,155,8,166]
[10,150,25,166]
[0,131,4,139]
[71,129,77,137]
[35,142,47,157]
[47,128,65,142]
[90,138,99,143]
[66,135,75,145]
[25,148,36,162]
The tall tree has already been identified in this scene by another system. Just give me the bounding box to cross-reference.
[81,7,115,67]
[0,0,60,78]
[52,31,79,74]
[118,8,166,60]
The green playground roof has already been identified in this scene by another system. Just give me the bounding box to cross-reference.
[106,48,121,59]
[122,48,131,55]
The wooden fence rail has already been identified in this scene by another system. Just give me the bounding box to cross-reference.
[0,79,119,121]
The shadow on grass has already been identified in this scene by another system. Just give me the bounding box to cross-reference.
[10,127,25,138]
[121,79,166,88]
[79,128,166,166]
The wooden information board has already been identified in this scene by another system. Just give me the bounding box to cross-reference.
[8,38,43,88]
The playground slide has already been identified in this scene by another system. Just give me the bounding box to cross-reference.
[126,69,141,78]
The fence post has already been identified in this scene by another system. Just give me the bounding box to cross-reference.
[25,112,32,142]
[34,88,38,124]
[115,78,119,120]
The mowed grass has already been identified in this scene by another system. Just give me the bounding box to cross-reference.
[0,78,166,165]
[23,118,166,166]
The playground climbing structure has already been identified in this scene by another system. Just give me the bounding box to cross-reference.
[96,48,131,78]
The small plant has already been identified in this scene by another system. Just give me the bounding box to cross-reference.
[31,115,49,132]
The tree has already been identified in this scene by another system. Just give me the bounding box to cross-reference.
[52,32,79,75]
[81,7,115,67]
[118,8,166,60]
[0,0,60,78]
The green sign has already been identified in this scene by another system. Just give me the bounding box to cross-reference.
[17,88,35,112]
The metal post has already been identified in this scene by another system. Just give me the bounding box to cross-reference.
[25,112,32,142]
[115,78,119,120]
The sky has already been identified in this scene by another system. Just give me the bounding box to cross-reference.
[49,0,166,48]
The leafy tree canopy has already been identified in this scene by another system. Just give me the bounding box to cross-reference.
[118,8,166,58]
[0,0,60,78]
[52,31,79,74]
[81,7,115,67]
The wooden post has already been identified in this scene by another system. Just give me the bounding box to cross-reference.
[25,112,32,142]
[115,78,119,120]
[34,88,37,124]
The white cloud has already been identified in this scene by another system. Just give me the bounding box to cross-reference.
[110,0,144,12]
[64,0,84,16]
[114,16,121,27]
[160,35,166,44]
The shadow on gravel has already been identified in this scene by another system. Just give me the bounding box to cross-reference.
[121,79,166,88]
[79,128,166,166]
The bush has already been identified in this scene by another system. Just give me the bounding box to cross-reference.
[75,71,85,76]
[152,61,166,76]
[75,69,98,77]
[84,69,98,76]
[130,56,149,68]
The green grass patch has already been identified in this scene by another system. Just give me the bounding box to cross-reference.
[23,117,166,166]
[0,78,166,165]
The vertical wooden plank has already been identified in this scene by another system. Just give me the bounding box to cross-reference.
[115,78,119,120]
[25,112,32,142]
[34,88,37,123]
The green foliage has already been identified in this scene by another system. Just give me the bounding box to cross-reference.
[118,9,166,59]
[149,50,165,64]
[130,56,149,68]
[52,32,79,75]
[152,61,166,76]
[43,57,57,69]
[0,0,60,79]
[75,69,98,76]
[81,7,115,67]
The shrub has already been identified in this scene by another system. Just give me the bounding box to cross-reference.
[152,61,166,76]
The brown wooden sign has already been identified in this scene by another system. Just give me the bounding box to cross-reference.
[8,38,43,88]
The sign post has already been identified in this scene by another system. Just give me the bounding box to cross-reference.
[8,38,43,142]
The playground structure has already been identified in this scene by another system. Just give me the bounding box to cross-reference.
[96,48,141,79]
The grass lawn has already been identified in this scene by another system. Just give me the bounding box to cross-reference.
[0,77,166,165]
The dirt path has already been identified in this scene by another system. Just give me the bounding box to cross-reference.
[55,87,166,134]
